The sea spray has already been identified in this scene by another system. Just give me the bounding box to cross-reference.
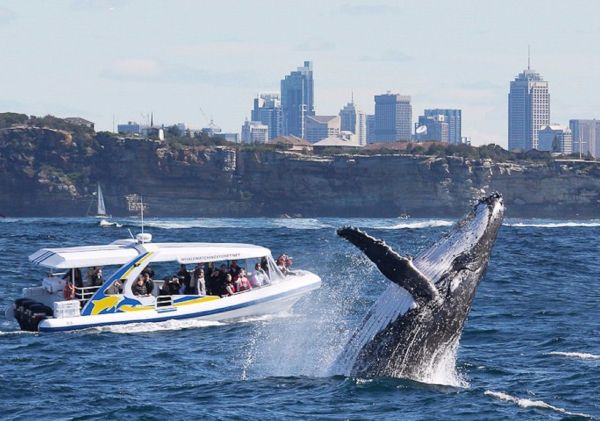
[241,251,374,379]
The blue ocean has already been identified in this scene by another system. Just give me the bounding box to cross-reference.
[1,217,599,420]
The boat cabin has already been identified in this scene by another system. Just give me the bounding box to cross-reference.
[27,234,284,316]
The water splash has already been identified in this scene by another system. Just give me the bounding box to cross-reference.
[414,338,467,387]
[484,390,592,418]
[80,318,225,334]
[241,254,370,380]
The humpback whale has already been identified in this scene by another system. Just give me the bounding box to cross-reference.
[333,193,504,381]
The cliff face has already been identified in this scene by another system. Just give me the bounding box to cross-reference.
[1,126,600,218]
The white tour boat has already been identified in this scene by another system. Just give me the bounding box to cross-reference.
[5,233,321,333]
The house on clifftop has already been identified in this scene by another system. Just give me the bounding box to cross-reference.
[64,117,95,131]
[267,135,313,152]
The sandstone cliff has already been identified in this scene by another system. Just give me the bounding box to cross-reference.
[1,125,599,218]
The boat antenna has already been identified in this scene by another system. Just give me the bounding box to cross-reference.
[140,195,144,237]
[127,228,135,240]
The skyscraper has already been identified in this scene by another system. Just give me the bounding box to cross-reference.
[569,119,600,157]
[508,58,550,151]
[366,114,375,143]
[241,120,269,144]
[423,109,461,144]
[281,61,314,138]
[415,114,449,142]
[251,93,282,141]
[374,93,412,142]
[339,100,367,146]
[538,125,572,154]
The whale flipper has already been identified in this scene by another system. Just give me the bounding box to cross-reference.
[337,226,439,305]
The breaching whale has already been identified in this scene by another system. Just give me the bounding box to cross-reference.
[333,193,504,381]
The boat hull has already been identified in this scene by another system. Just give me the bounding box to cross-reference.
[37,272,320,332]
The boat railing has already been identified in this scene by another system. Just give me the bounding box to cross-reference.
[75,285,102,303]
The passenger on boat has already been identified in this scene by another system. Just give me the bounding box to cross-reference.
[277,254,295,276]
[63,268,83,288]
[260,256,269,272]
[236,268,252,292]
[206,268,219,296]
[63,279,75,300]
[143,272,155,295]
[276,255,287,274]
[142,266,155,279]
[177,264,191,292]
[229,260,241,277]
[86,267,96,284]
[160,276,180,295]
[90,267,104,287]
[159,277,170,295]
[249,263,268,287]
[205,262,215,278]
[132,274,152,296]
[106,279,123,295]
[224,274,236,296]
[191,264,206,295]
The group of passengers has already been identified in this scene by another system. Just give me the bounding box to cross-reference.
[63,267,106,300]
[157,260,271,298]
[63,254,292,300]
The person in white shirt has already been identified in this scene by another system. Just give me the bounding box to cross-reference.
[249,262,268,287]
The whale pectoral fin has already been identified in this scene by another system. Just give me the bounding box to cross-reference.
[337,226,440,305]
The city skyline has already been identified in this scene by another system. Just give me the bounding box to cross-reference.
[1,1,600,147]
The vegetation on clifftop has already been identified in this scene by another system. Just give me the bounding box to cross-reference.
[1,112,595,166]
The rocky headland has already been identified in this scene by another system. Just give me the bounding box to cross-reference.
[1,114,600,218]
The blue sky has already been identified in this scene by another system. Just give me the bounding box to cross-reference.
[0,0,599,146]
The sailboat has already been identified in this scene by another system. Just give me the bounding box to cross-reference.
[96,184,110,219]
[94,184,122,228]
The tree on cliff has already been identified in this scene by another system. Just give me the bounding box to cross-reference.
[0,112,29,128]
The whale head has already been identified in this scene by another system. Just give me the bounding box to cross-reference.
[334,193,504,380]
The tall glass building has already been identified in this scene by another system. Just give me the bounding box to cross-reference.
[423,109,461,144]
[339,101,367,145]
[251,93,282,141]
[508,65,550,151]
[374,93,412,142]
[570,119,600,157]
[281,61,314,138]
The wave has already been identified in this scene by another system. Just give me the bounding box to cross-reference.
[0,330,35,336]
[137,218,333,230]
[81,319,225,334]
[505,220,600,228]
[484,390,591,418]
[77,313,292,334]
[546,351,600,360]
[0,218,20,223]
[374,220,454,229]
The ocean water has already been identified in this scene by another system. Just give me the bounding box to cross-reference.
[1,216,599,420]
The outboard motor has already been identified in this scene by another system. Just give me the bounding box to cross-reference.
[13,299,53,332]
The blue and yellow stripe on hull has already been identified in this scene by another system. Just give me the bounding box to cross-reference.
[38,283,318,333]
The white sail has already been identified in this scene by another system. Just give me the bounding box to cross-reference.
[97,184,108,217]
